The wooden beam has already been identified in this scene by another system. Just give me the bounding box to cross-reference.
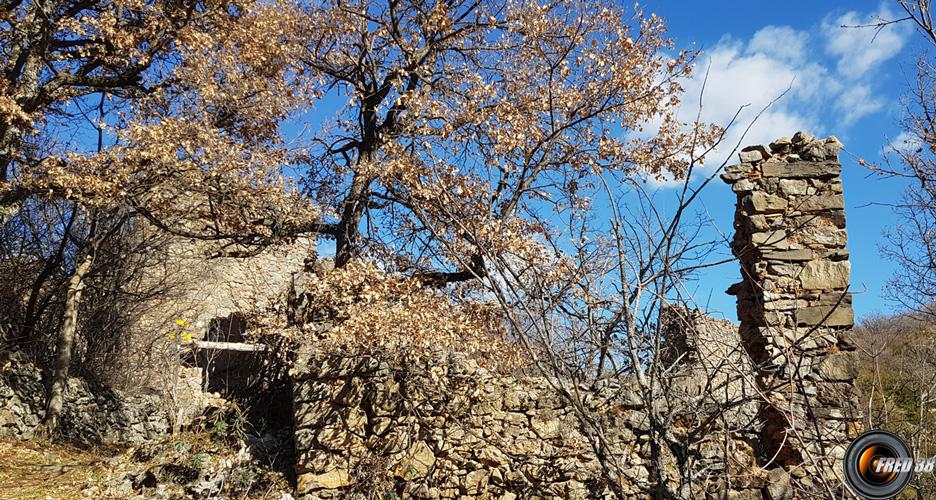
[188,340,269,352]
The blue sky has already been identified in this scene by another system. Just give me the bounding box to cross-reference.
[637,0,927,322]
[300,1,921,324]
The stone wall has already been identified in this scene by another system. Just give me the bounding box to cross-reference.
[120,227,315,397]
[293,353,660,499]
[0,351,172,444]
[291,132,863,499]
[721,131,860,489]
[291,311,770,499]
[132,231,315,342]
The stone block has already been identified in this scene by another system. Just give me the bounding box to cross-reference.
[751,229,789,249]
[761,162,840,178]
[297,469,351,493]
[395,440,436,479]
[797,194,845,212]
[739,149,765,163]
[762,249,813,261]
[794,304,854,327]
[800,260,850,290]
[747,215,772,231]
[778,179,807,195]
[732,178,757,192]
[798,226,847,247]
[747,192,788,213]
[721,163,754,183]
[464,469,490,495]
[770,137,793,154]
[814,292,852,306]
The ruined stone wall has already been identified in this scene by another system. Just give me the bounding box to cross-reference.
[122,228,315,396]
[132,231,316,340]
[294,352,643,498]
[290,132,863,499]
[291,311,777,499]
[294,353,684,499]
[721,131,861,490]
[0,351,173,444]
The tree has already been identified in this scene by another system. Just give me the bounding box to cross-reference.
[857,1,936,319]
[286,0,733,495]
[1,0,321,434]
[854,312,936,499]
[297,0,717,276]
[1,0,196,221]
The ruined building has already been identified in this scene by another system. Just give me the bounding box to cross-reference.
[722,131,859,489]
[0,133,861,498]
[290,132,860,498]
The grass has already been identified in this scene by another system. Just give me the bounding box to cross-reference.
[0,438,122,499]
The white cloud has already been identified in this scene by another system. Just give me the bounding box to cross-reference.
[669,33,828,173]
[746,26,809,65]
[641,5,911,188]
[888,130,923,154]
[835,84,884,125]
[823,4,914,78]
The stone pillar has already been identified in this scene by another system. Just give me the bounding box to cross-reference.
[721,132,860,488]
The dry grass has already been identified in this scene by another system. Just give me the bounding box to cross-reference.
[0,439,120,499]
[0,430,293,499]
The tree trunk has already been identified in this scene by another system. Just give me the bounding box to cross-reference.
[41,252,93,434]
[334,170,373,268]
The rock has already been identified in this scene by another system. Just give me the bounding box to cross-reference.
[747,215,771,231]
[747,192,788,213]
[751,230,789,249]
[739,149,765,163]
[765,468,794,500]
[761,161,840,178]
[778,179,807,195]
[732,178,757,193]
[791,131,814,144]
[823,136,844,156]
[769,137,792,153]
[730,489,763,500]
[800,260,850,289]
[800,226,847,247]
[799,141,835,161]
[742,144,772,160]
[797,194,845,211]
[396,440,436,479]
[816,352,860,381]
[814,292,852,306]
[721,163,754,182]
[530,416,562,439]
[464,469,490,495]
[795,304,854,327]
[297,469,351,492]
[477,446,509,466]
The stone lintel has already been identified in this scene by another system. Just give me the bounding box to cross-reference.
[761,161,841,178]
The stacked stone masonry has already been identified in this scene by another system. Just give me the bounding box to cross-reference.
[292,132,862,499]
[721,131,861,490]
[0,351,174,444]
[291,311,770,499]
[292,348,766,499]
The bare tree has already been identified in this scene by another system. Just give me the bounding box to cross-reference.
[851,1,936,319]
